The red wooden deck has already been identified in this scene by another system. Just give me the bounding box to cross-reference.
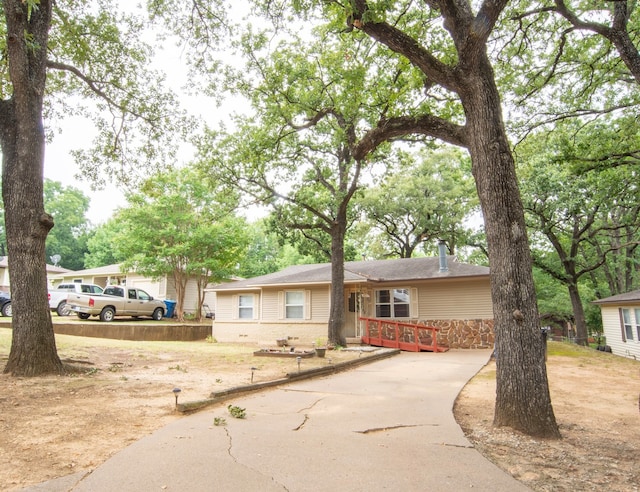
[359,317,448,353]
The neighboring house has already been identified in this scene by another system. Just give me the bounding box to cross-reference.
[211,255,494,348]
[0,257,71,291]
[49,263,216,316]
[593,290,640,360]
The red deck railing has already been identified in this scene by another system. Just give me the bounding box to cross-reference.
[359,317,448,353]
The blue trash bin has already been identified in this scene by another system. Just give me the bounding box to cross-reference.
[164,300,176,318]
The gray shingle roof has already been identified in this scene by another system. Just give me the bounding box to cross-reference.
[212,256,489,291]
[593,289,640,305]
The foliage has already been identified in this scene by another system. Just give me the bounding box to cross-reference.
[354,147,479,258]
[42,180,91,270]
[196,15,410,345]
[227,404,246,419]
[114,166,249,320]
[83,218,128,268]
[313,337,328,348]
[518,120,640,344]
[533,267,573,323]
[43,2,192,189]
[0,0,194,377]
[238,219,317,278]
[498,1,640,140]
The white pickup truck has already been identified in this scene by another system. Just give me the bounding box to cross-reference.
[48,283,104,316]
[67,285,166,322]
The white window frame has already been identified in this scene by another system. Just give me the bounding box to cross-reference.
[375,288,411,318]
[621,308,635,341]
[238,294,254,319]
[285,290,305,319]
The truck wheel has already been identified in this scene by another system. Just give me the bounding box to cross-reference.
[152,307,164,321]
[77,313,90,320]
[2,302,12,317]
[100,307,115,322]
[56,302,71,316]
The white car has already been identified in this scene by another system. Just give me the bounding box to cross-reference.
[48,283,104,316]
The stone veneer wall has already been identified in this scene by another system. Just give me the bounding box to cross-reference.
[412,318,495,349]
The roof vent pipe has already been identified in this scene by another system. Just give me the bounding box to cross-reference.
[438,240,448,272]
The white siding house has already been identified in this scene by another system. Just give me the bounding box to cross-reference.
[49,263,216,317]
[593,290,640,360]
[0,257,70,291]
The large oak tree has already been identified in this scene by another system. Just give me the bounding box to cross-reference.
[285,0,561,437]
[1,0,61,375]
[199,26,395,346]
[1,1,186,376]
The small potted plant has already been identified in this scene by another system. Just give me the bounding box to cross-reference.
[314,337,328,358]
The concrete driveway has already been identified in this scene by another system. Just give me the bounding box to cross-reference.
[26,350,530,492]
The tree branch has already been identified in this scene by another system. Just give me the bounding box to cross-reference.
[352,114,467,160]
[350,0,459,92]
[46,60,155,123]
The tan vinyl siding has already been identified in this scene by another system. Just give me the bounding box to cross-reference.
[182,280,203,314]
[216,293,235,320]
[417,278,493,319]
[261,290,280,321]
[310,287,330,320]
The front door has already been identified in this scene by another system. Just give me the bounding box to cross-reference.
[344,289,371,338]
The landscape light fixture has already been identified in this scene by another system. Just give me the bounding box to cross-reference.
[172,387,181,408]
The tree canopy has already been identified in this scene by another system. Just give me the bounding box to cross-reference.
[355,147,479,259]
[42,180,91,271]
[114,167,249,321]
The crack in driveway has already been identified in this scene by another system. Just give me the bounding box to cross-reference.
[293,414,309,431]
[223,428,290,490]
[354,423,439,434]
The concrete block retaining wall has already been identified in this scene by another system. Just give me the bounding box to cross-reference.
[51,322,212,342]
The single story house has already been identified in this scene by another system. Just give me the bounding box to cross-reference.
[49,263,216,317]
[210,255,494,349]
[0,257,71,292]
[593,290,640,360]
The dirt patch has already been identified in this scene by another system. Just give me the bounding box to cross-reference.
[0,332,375,491]
[454,343,640,491]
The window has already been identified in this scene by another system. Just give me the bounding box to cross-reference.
[285,291,304,319]
[104,286,124,297]
[137,290,151,301]
[635,309,640,341]
[621,309,634,341]
[375,288,410,318]
[238,295,254,319]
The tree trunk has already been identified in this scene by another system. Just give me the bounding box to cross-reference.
[195,277,206,322]
[172,270,188,322]
[328,214,347,347]
[1,0,64,376]
[567,282,588,346]
[461,62,560,438]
